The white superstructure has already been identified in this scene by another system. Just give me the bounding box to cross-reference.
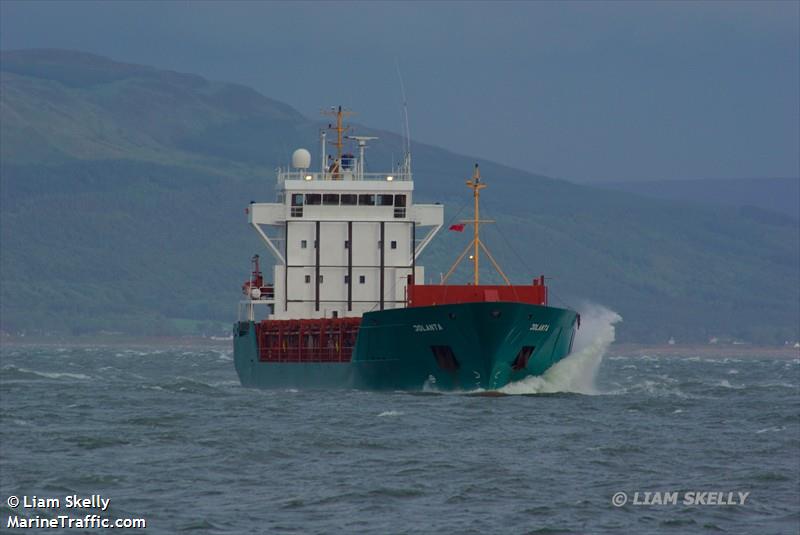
[244,108,443,320]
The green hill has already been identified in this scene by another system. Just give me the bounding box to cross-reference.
[595,177,799,220]
[1,49,798,344]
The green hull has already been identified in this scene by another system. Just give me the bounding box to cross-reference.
[234,302,577,391]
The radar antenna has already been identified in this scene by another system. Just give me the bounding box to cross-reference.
[346,135,378,179]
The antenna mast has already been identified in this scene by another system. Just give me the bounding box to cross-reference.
[323,106,354,174]
[442,164,511,286]
[396,62,412,175]
[468,164,485,285]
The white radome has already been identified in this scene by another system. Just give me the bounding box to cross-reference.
[250,288,262,299]
[291,148,312,169]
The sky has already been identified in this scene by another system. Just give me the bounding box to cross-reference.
[1,0,798,183]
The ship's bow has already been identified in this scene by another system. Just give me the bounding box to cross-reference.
[353,301,578,390]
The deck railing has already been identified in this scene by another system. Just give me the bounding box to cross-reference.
[278,171,411,183]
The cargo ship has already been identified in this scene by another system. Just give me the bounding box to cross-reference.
[233,107,579,390]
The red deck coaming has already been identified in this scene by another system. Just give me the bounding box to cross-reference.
[407,283,547,307]
[256,317,360,363]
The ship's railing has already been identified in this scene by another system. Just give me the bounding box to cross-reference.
[238,299,274,322]
[278,170,411,183]
[255,317,361,363]
[258,347,355,363]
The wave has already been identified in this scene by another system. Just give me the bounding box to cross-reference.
[377,410,404,417]
[500,304,622,395]
[1,365,91,381]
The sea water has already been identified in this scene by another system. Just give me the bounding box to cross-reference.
[1,311,797,534]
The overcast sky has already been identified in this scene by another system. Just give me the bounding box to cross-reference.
[2,0,798,183]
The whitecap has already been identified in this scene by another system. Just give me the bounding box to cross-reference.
[717,379,744,389]
[500,305,622,395]
[17,368,91,380]
[756,426,785,434]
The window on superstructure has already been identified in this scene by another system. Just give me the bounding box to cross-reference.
[323,194,339,206]
[306,194,321,205]
[391,241,397,249]
[344,240,350,249]
[304,275,311,283]
[341,194,357,205]
[393,195,406,218]
[344,275,350,284]
[319,275,324,283]
[359,275,366,284]
[301,240,307,249]
[291,194,304,206]
[358,194,375,206]
[378,194,394,206]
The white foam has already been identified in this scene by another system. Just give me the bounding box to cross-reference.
[500,304,622,395]
[717,379,744,389]
[377,410,404,417]
[17,367,91,381]
[756,426,785,434]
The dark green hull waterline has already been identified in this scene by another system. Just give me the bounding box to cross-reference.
[233,302,578,391]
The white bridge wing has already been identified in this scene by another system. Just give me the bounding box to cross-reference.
[410,204,443,259]
[248,203,285,264]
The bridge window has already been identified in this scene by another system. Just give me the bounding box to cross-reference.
[393,195,406,218]
[341,194,357,205]
[291,194,304,206]
[323,194,339,205]
[306,194,321,205]
[358,194,375,206]
[378,194,394,206]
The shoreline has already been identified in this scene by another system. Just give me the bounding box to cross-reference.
[2,336,798,358]
[610,343,799,359]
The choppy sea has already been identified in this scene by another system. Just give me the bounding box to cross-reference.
[1,309,798,534]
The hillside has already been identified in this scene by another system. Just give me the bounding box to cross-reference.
[595,178,799,220]
[1,49,798,344]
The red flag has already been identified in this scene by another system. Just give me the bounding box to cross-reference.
[449,223,465,232]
